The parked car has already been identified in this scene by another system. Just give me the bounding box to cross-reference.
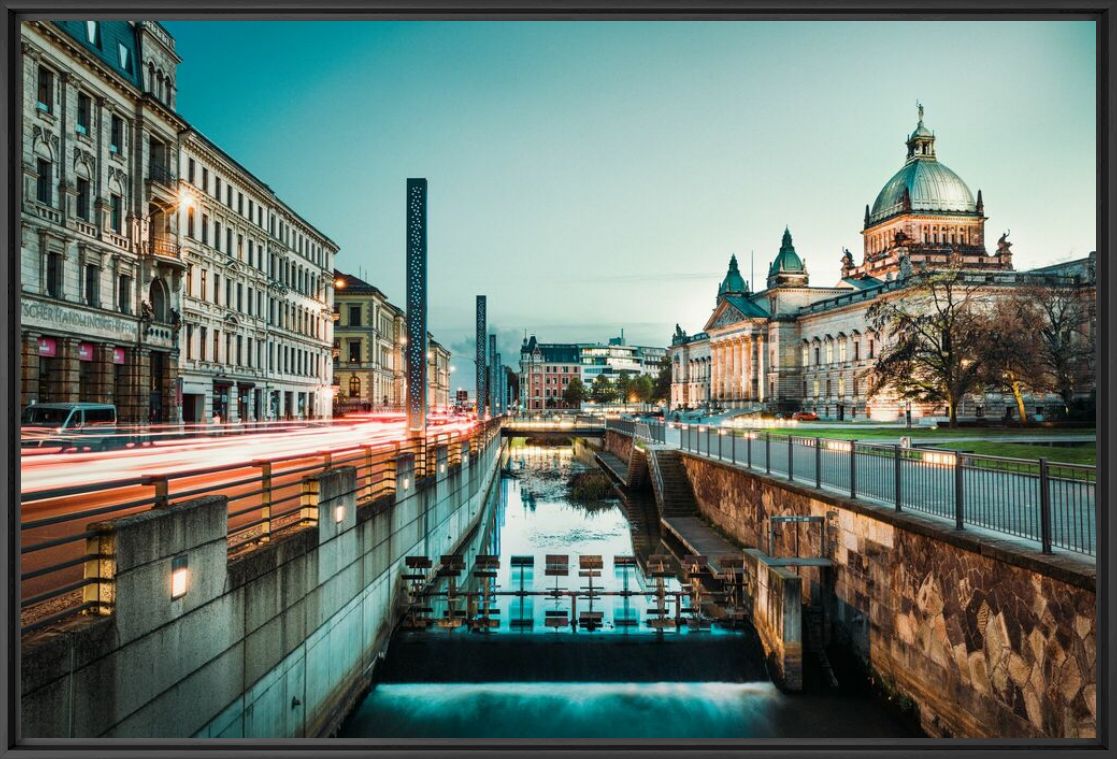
[791,411,819,421]
[21,403,123,452]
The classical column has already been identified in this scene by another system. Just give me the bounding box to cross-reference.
[21,332,41,409]
[92,343,114,404]
[57,338,82,404]
[757,334,767,403]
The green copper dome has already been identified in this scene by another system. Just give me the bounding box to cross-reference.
[868,106,977,226]
[768,227,806,276]
[718,254,748,296]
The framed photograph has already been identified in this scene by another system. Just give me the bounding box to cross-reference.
[2,1,1112,757]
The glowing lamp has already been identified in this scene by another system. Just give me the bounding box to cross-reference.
[171,555,189,600]
[334,504,346,523]
[177,187,195,210]
[402,477,411,489]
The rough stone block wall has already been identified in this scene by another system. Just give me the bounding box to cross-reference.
[680,453,1096,739]
[604,429,634,464]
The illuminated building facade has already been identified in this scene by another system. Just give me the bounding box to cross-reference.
[19,20,191,423]
[177,130,337,422]
[670,108,1096,422]
[332,270,451,413]
[19,20,338,424]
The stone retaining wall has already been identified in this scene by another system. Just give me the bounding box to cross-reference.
[680,452,1096,739]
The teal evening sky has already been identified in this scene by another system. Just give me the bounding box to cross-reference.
[163,20,1096,381]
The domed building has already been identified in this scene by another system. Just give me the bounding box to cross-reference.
[668,107,1094,422]
[843,104,1013,280]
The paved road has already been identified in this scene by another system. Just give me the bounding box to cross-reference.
[661,427,1096,557]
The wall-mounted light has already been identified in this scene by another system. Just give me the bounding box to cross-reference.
[402,477,411,489]
[439,463,446,474]
[334,504,346,523]
[171,555,189,600]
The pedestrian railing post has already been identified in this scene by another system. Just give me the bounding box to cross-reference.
[788,436,794,482]
[718,429,723,460]
[255,460,273,541]
[765,432,771,474]
[893,445,902,512]
[849,440,857,499]
[732,429,737,465]
[1039,458,1053,554]
[954,453,965,530]
[815,437,822,489]
[748,431,753,469]
[143,474,169,510]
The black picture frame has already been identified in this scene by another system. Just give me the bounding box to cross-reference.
[1,1,1113,757]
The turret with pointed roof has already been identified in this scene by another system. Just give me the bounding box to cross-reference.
[766,227,809,289]
[716,254,749,301]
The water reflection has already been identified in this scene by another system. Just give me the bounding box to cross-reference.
[440,444,695,635]
[339,442,922,739]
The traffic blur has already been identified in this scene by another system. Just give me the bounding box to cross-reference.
[21,409,474,494]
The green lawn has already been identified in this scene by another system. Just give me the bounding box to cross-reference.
[929,440,1096,466]
[755,425,1095,441]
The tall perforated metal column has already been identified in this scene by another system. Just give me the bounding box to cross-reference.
[489,334,498,418]
[405,178,428,435]
[475,295,487,419]
[494,352,502,414]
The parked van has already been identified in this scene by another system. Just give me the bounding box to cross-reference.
[21,403,120,452]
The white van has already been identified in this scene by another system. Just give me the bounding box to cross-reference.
[21,403,119,451]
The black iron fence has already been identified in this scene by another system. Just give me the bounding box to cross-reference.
[675,425,1096,558]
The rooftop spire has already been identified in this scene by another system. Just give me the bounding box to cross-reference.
[906,103,936,162]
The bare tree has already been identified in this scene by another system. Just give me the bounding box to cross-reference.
[1021,282,1095,415]
[978,294,1041,424]
[866,268,987,427]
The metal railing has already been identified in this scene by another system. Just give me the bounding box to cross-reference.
[676,425,1096,558]
[605,418,666,445]
[19,419,503,635]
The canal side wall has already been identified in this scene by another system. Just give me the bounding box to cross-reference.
[742,548,803,691]
[20,435,504,739]
[678,451,1096,739]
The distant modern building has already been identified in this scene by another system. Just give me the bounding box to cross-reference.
[517,331,667,410]
[670,107,1096,422]
[428,339,451,410]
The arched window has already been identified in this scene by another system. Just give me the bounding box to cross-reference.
[149,278,168,322]
[349,376,361,398]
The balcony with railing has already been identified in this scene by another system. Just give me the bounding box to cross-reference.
[147,162,176,190]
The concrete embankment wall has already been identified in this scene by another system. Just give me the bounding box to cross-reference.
[20,435,504,738]
[679,452,1096,739]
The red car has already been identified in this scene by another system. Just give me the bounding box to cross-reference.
[791,411,819,421]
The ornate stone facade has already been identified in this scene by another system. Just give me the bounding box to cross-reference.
[669,109,1096,422]
[20,21,339,424]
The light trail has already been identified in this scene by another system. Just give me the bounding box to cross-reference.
[20,414,475,494]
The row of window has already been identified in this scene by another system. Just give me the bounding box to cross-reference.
[805,377,861,398]
[43,252,134,313]
[183,323,325,377]
[801,335,875,366]
[184,206,327,301]
[184,156,329,270]
[184,264,327,340]
[36,66,127,153]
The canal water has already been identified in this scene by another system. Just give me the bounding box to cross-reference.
[339,441,921,739]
